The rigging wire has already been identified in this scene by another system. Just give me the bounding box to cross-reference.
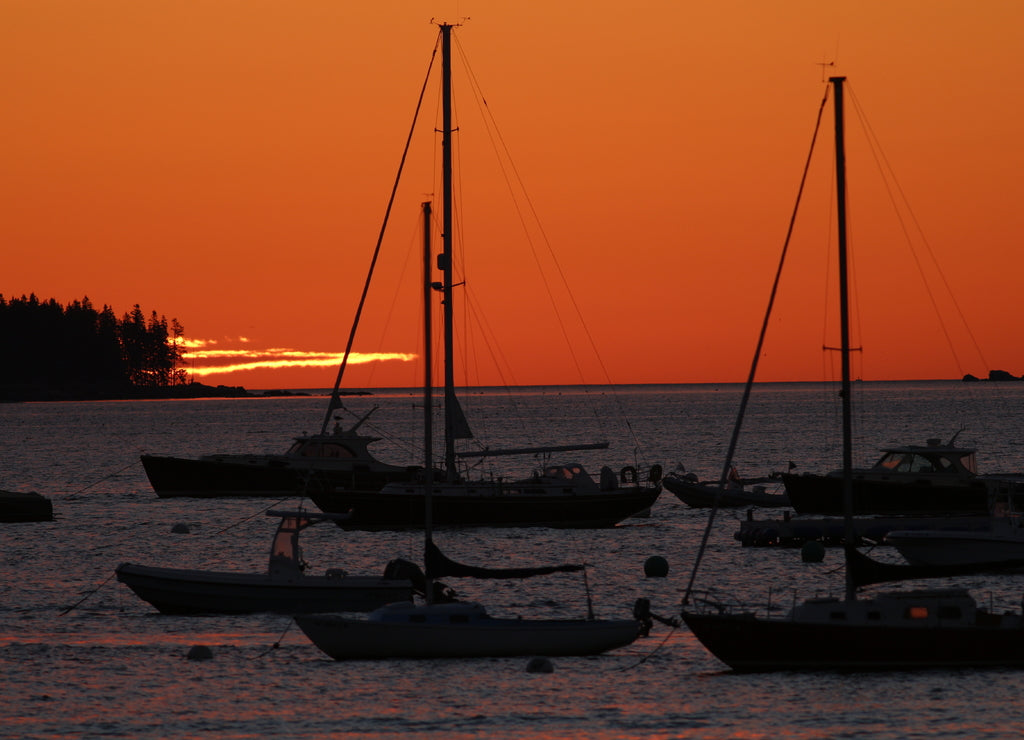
[682,84,832,606]
[319,31,442,435]
[449,34,650,460]
[846,83,989,375]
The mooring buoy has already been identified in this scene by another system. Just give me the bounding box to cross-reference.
[186,645,213,661]
[525,657,554,673]
[801,541,826,563]
[644,555,669,577]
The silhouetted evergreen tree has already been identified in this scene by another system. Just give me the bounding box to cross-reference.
[0,294,187,400]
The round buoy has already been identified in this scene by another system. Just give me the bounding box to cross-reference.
[171,522,190,534]
[801,541,826,563]
[186,645,213,661]
[525,657,554,673]
[644,555,669,578]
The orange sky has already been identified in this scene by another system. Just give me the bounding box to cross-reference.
[4,1,1023,389]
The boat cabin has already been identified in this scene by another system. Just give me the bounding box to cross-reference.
[791,588,1016,627]
[869,439,977,477]
[268,515,313,578]
[287,436,367,459]
[265,510,353,579]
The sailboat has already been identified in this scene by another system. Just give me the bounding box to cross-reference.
[306,23,661,531]
[680,76,1024,672]
[294,24,641,659]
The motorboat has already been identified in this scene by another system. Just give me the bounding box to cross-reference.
[781,436,997,515]
[141,406,419,498]
[886,524,1024,569]
[115,510,412,614]
[886,479,1024,568]
[662,470,790,508]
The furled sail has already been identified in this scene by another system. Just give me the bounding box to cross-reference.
[449,394,474,439]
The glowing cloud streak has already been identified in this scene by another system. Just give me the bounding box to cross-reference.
[180,340,416,377]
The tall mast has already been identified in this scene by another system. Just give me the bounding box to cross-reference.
[830,76,856,602]
[439,23,458,483]
[421,200,435,602]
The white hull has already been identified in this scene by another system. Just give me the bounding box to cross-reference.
[115,563,412,615]
[887,525,1024,568]
[295,601,639,659]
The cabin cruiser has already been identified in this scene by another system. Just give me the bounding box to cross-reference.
[141,407,419,498]
[781,436,993,515]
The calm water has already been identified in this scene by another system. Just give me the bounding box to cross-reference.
[4,381,1024,739]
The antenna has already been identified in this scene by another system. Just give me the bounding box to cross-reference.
[817,58,836,82]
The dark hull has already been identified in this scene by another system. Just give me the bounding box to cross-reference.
[140,454,413,498]
[309,487,662,529]
[682,611,1024,672]
[0,490,53,522]
[781,473,988,516]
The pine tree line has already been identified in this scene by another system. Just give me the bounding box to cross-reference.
[0,294,188,401]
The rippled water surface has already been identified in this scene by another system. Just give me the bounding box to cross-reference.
[4,382,1024,738]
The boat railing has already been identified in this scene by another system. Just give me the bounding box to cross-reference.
[684,588,781,619]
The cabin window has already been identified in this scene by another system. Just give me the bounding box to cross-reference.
[829,611,847,621]
[905,606,929,619]
[410,614,427,623]
[545,466,573,480]
[319,443,357,459]
[867,611,881,621]
[938,605,962,619]
[450,614,470,623]
[294,440,358,456]
[877,453,908,472]
[908,454,936,473]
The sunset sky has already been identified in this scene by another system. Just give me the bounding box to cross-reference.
[4,1,1022,389]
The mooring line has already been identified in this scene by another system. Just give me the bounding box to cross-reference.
[252,618,297,659]
[615,625,678,672]
[65,457,143,499]
[59,571,117,616]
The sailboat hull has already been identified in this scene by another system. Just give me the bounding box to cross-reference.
[682,610,1024,672]
[309,486,662,529]
[296,607,639,659]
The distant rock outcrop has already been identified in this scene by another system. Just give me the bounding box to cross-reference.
[989,370,1021,381]
[962,370,1022,382]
